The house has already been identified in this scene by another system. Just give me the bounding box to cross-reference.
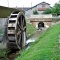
[25,2,51,17]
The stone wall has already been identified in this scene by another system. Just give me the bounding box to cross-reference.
[0,18,7,29]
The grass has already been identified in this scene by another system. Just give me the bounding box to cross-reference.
[0,29,6,58]
[26,23,36,37]
[0,49,7,58]
[16,24,60,60]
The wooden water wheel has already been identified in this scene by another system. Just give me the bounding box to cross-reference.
[7,11,26,49]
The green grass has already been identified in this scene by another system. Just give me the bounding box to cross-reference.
[26,23,36,37]
[0,49,7,58]
[0,29,6,58]
[16,24,60,60]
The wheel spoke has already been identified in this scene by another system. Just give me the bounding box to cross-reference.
[20,16,22,30]
[17,31,21,35]
[22,18,24,27]
[7,11,26,49]
[18,32,21,45]
[17,21,21,29]
[20,16,25,30]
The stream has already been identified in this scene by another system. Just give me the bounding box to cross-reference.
[26,28,47,49]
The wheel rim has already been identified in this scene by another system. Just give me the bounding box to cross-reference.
[16,15,26,49]
[7,11,26,50]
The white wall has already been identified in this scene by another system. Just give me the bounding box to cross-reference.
[30,14,52,18]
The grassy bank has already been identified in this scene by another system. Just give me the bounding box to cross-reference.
[26,23,36,37]
[0,49,7,58]
[16,24,60,60]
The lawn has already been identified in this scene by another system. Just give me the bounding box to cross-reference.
[16,24,60,60]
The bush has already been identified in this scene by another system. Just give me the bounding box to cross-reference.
[33,10,39,15]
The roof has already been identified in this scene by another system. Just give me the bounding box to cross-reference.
[15,7,30,11]
[26,1,51,11]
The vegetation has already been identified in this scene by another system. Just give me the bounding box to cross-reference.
[0,29,3,35]
[43,8,52,14]
[43,3,60,16]
[0,49,7,58]
[26,23,36,37]
[52,3,60,15]
[16,24,60,60]
[33,10,39,15]
[0,29,7,58]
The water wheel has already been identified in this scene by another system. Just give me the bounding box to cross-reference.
[7,11,26,50]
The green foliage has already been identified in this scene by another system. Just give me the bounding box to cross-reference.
[33,10,39,15]
[16,24,60,60]
[44,3,60,15]
[26,23,36,37]
[0,49,7,58]
[54,3,60,13]
[43,8,52,14]
[52,3,60,16]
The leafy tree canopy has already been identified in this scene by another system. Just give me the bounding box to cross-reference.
[43,3,60,15]
[33,10,39,15]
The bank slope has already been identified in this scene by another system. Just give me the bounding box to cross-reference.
[16,24,60,60]
[26,23,36,37]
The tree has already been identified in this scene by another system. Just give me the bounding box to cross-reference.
[33,10,39,15]
[43,3,60,16]
[43,8,52,14]
[52,3,60,16]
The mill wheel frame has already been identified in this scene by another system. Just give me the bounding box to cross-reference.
[7,11,26,50]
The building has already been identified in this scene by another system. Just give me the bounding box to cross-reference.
[25,2,51,17]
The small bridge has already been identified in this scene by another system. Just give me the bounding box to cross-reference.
[30,14,52,28]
